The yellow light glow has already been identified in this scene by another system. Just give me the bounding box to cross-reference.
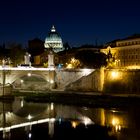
[126,65,140,69]
[111,117,122,132]
[50,80,54,84]
[112,118,119,126]
[71,121,78,128]
[66,64,73,69]
[111,71,119,79]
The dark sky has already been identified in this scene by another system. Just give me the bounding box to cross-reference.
[0,0,140,47]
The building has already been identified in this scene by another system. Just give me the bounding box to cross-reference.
[101,34,140,69]
[44,25,64,53]
[33,26,64,66]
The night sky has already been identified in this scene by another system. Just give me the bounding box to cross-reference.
[0,0,140,47]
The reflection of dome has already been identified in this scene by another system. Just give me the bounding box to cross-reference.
[44,25,64,53]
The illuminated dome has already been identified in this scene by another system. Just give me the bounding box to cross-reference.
[44,25,64,53]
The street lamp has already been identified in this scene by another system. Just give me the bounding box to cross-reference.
[2,59,6,97]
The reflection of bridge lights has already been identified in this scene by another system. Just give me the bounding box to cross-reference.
[21,100,24,107]
[58,118,62,124]
[20,79,24,83]
[112,117,121,132]
[112,118,119,126]
[27,114,32,120]
[115,125,121,132]
[82,116,94,126]
[0,118,57,132]
[71,121,78,128]
[51,103,54,110]
[28,132,32,139]
[50,80,54,84]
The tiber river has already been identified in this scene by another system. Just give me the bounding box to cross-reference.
[0,97,140,140]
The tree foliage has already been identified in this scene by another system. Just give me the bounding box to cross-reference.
[7,43,25,66]
[75,50,107,68]
[66,57,81,68]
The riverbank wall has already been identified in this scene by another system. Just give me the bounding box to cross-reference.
[66,68,140,94]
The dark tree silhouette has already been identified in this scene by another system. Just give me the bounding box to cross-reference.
[8,43,25,66]
[75,50,107,68]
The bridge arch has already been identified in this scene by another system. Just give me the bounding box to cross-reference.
[5,70,50,84]
[11,72,50,90]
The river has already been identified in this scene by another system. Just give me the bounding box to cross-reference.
[0,96,139,140]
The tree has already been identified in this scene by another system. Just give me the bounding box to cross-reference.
[66,57,81,68]
[75,50,107,68]
[8,43,25,66]
[28,38,44,56]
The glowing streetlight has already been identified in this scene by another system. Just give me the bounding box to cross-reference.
[27,73,31,77]
[111,71,119,79]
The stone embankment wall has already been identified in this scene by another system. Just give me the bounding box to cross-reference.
[65,68,104,92]
[103,69,140,94]
[66,68,140,94]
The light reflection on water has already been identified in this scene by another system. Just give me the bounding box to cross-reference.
[0,97,140,140]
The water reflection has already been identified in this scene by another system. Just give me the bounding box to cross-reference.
[0,97,140,139]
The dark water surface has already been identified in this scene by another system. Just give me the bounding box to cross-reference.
[0,97,140,140]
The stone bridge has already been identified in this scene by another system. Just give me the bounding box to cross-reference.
[0,67,103,94]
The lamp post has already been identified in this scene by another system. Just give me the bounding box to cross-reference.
[2,59,7,139]
[2,59,6,97]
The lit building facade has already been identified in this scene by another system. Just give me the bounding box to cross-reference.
[33,26,64,66]
[44,25,64,67]
[44,25,64,53]
[101,35,140,69]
